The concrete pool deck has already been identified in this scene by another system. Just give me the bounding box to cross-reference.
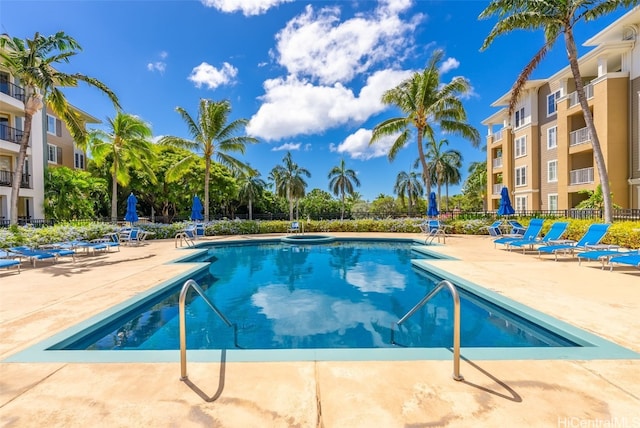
[0,233,639,427]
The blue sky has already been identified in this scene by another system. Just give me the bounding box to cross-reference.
[1,0,633,201]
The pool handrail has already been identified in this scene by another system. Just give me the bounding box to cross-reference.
[392,279,463,381]
[179,279,238,380]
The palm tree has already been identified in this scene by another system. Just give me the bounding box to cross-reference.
[159,99,257,222]
[425,138,463,210]
[328,159,361,220]
[463,161,488,211]
[84,112,156,222]
[479,0,636,223]
[238,169,266,220]
[0,32,120,224]
[441,156,463,211]
[369,49,480,196]
[270,152,311,221]
[394,169,424,216]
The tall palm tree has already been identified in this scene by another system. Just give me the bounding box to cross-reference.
[441,156,463,211]
[369,49,480,196]
[0,32,120,224]
[479,0,636,224]
[237,169,266,220]
[328,159,361,220]
[464,161,488,211]
[83,112,156,222]
[425,138,463,210]
[394,169,424,216]
[159,99,257,222]
[270,152,311,221]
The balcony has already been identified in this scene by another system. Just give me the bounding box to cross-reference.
[492,184,504,195]
[0,124,24,144]
[569,127,591,147]
[0,170,31,188]
[568,83,594,108]
[492,157,503,168]
[0,81,26,102]
[569,167,594,185]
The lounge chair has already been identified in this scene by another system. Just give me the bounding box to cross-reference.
[494,219,544,249]
[0,250,21,273]
[507,221,569,253]
[175,225,196,248]
[287,221,302,234]
[119,228,149,246]
[538,223,611,261]
[8,246,57,267]
[577,247,628,269]
[486,221,503,237]
[608,251,640,271]
[507,220,526,235]
[420,219,448,244]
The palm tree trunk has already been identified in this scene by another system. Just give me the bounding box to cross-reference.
[9,110,34,225]
[111,172,118,223]
[416,131,431,196]
[248,199,253,220]
[341,193,345,220]
[565,30,612,223]
[204,158,211,222]
[445,184,450,211]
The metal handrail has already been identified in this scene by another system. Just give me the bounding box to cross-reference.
[392,280,463,381]
[179,279,237,380]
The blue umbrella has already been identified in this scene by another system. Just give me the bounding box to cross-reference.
[124,193,139,224]
[191,195,204,221]
[497,187,515,216]
[427,191,439,217]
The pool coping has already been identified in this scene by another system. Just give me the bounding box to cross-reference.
[4,238,639,363]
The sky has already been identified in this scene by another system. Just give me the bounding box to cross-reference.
[1,0,634,202]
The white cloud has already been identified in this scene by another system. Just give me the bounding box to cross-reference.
[188,62,238,90]
[330,128,399,161]
[200,0,293,16]
[159,51,168,59]
[439,57,459,74]
[147,61,166,73]
[247,69,412,141]
[274,2,423,84]
[271,142,301,151]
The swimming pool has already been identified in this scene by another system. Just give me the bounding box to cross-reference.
[6,238,639,363]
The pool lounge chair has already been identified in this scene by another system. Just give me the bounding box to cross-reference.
[507,221,569,253]
[507,220,526,235]
[486,221,503,237]
[287,221,302,234]
[537,224,610,261]
[420,219,448,244]
[494,219,544,249]
[577,247,629,269]
[8,246,57,267]
[608,251,640,271]
[0,250,21,273]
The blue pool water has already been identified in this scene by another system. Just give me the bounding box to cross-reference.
[62,240,576,351]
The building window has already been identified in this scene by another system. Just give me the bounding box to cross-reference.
[515,195,527,211]
[547,126,557,149]
[74,150,85,169]
[47,114,56,135]
[547,160,558,182]
[547,90,561,116]
[548,194,558,211]
[515,165,527,187]
[47,144,58,163]
[514,136,527,158]
[514,107,525,128]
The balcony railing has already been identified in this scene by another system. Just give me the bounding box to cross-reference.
[568,83,594,108]
[569,127,592,147]
[492,157,503,168]
[0,124,24,144]
[0,170,31,188]
[0,81,26,102]
[492,184,504,195]
[569,167,594,185]
[492,129,503,141]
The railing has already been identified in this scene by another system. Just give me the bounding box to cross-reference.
[0,81,26,102]
[569,167,594,185]
[0,124,24,144]
[569,127,591,146]
[492,184,504,195]
[179,279,238,381]
[391,280,463,381]
[492,129,503,142]
[568,83,594,108]
[0,170,30,188]
[492,157,503,168]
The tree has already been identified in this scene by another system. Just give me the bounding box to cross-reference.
[299,189,342,219]
[576,184,621,210]
[394,169,423,216]
[159,99,257,222]
[83,112,156,222]
[479,0,637,223]
[270,152,311,221]
[424,138,462,211]
[238,169,266,220]
[369,49,479,196]
[328,159,361,220]
[370,194,396,217]
[0,32,119,224]
[44,166,107,220]
[462,161,487,211]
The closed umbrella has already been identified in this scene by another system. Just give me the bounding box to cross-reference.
[497,187,515,216]
[427,192,439,218]
[191,195,204,221]
[124,193,139,224]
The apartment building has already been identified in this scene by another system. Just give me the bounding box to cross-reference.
[482,7,640,212]
[0,66,97,224]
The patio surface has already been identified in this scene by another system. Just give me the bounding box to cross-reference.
[1,233,639,427]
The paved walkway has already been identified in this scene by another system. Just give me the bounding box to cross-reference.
[1,233,639,427]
